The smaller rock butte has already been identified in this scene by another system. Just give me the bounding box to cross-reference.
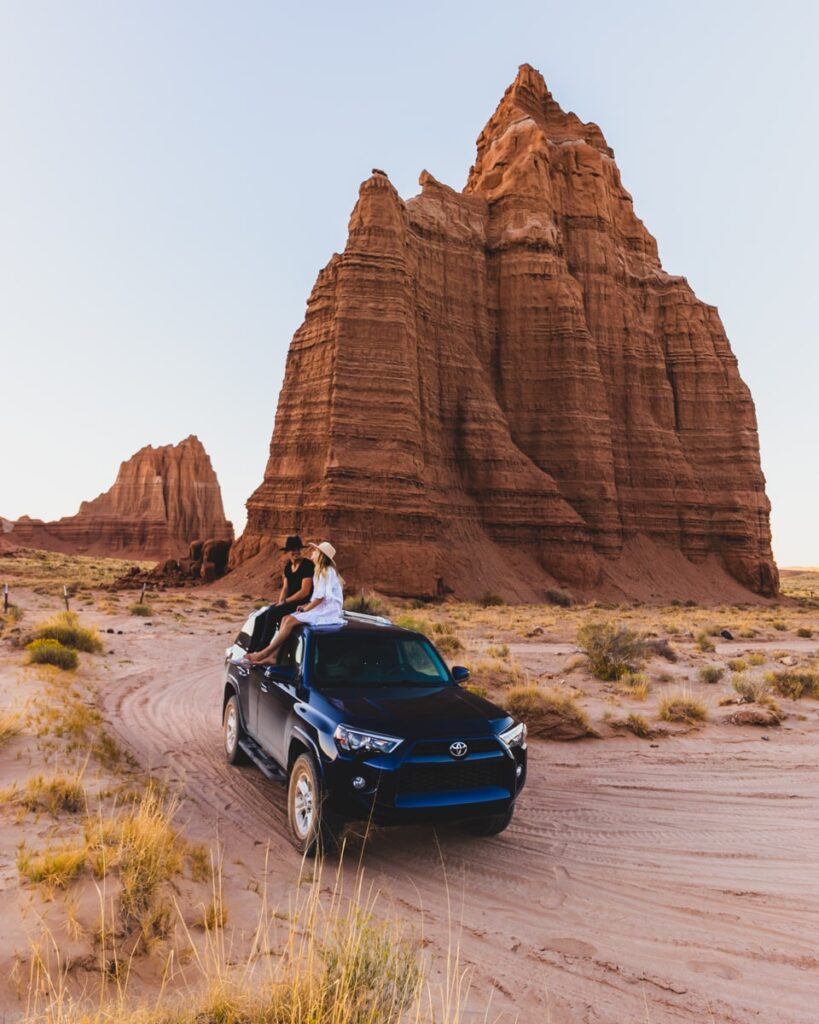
[232,64,778,602]
[6,435,233,561]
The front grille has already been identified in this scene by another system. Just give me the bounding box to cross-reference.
[398,758,505,796]
[411,737,501,757]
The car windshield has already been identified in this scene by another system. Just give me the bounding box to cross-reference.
[312,633,451,687]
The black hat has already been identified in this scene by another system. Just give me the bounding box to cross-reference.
[281,535,305,552]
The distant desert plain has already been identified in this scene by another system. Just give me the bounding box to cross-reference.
[1,550,817,1024]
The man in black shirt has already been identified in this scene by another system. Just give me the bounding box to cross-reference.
[249,536,314,651]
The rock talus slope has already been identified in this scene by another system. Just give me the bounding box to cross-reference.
[9,436,233,560]
[233,65,777,601]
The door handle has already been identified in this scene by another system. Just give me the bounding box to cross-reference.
[260,682,269,693]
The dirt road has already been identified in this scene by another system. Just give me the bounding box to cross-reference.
[100,619,819,1024]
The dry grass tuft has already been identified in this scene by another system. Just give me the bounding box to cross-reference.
[727,658,747,673]
[614,712,652,738]
[616,672,651,700]
[7,772,86,815]
[695,632,716,653]
[732,675,771,704]
[344,592,390,617]
[17,843,86,891]
[504,685,592,739]
[796,626,813,638]
[747,652,766,667]
[659,691,708,725]
[27,639,78,670]
[576,620,645,681]
[129,602,154,617]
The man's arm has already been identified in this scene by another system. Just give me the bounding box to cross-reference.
[277,576,288,604]
[291,578,312,603]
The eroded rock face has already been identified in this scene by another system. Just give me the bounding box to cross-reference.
[8,436,233,560]
[232,64,777,601]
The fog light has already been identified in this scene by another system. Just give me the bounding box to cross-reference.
[515,764,523,778]
[352,775,366,790]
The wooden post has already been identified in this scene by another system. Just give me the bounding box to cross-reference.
[3,583,8,614]
[140,582,147,605]
[63,585,70,612]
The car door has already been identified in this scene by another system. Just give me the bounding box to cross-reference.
[256,629,304,766]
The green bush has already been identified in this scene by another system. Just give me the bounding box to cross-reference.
[27,639,78,670]
[545,588,573,607]
[796,627,813,639]
[30,611,102,653]
[129,603,154,617]
[695,632,715,653]
[434,633,464,655]
[576,620,646,681]
[480,592,505,607]
[765,669,819,700]
[698,665,725,685]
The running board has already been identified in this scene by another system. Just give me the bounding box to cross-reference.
[238,738,288,784]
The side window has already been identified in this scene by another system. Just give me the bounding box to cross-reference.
[278,629,304,672]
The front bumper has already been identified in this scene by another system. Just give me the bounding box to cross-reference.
[322,734,526,825]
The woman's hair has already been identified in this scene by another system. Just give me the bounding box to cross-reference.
[314,550,345,586]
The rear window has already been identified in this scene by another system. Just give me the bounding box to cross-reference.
[312,633,450,687]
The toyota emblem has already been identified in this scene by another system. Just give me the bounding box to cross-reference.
[449,740,468,759]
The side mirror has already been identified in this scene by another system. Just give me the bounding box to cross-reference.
[451,666,470,684]
[264,665,296,684]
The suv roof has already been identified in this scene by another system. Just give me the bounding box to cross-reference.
[307,616,417,639]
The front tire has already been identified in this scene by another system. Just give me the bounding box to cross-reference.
[223,695,248,765]
[464,805,514,837]
[287,752,340,857]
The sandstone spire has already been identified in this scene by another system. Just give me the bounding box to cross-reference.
[8,435,233,561]
[232,65,777,601]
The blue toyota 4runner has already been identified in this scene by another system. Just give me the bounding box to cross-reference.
[222,610,527,854]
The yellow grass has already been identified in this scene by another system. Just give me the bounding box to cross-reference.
[30,611,103,653]
[659,691,708,724]
[0,710,22,745]
[505,684,592,737]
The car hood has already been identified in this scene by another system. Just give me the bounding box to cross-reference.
[318,684,510,738]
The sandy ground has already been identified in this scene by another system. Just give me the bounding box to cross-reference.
[2,590,819,1023]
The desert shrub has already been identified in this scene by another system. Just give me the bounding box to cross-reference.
[645,637,678,662]
[771,619,788,631]
[747,652,766,667]
[576,620,645,681]
[796,627,813,638]
[435,632,464,655]
[480,592,505,607]
[30,611,102,653]
[727,658,747,673]
[486,643,510,658]
[545,587,573,607]
[344,592,389,617]
[695,632,715,653]
[732,675,769,704]
[765,669,819,700]
[129,603,154,617]
[698,665,725,685]
[465,682,488,699]
[393,613,433,635]
[212,598,229,610]
[504,685,591,738]
[27,638,78,670]
[0,603,22,632]
[659,692,708,724]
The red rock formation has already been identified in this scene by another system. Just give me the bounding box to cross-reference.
[231,65,777,601]
[7,436,233,561]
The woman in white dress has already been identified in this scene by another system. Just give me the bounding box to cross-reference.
[246,541,344,666]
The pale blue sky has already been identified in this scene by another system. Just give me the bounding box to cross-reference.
[1,1,816,565]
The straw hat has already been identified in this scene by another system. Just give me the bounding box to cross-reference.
[309,540,336,563]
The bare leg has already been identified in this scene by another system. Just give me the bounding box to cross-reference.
[250,615,297,666]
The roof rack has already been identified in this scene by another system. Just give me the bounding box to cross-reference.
[342,610,393,627]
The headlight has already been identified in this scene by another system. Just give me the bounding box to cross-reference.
[500,721,527,749]
[334,724,403,754]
